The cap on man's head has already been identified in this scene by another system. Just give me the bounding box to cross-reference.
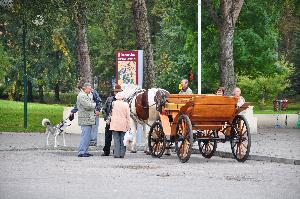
[114,84,122,92]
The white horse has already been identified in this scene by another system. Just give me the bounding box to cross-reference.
[121,84,169,153]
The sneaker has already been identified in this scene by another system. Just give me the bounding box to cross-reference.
[85,153,93,157]
[78,154,89,157]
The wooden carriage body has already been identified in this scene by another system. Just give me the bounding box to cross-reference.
[148,94,251,163]
[161,94,249,135]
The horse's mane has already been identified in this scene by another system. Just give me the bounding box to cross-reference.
[121,84,142,99]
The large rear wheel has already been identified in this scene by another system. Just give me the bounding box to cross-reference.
[230,115,251,162]
[175,114,193,163]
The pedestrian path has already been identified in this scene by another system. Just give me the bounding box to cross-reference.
[0,128,299,164]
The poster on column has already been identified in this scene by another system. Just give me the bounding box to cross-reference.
[116,51,138,85]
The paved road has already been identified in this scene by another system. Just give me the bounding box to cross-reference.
[0,129,299,199]
[1,128,299,160]
[0,150,299,199]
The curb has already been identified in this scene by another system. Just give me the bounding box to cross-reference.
[1,146,299,165]
[213,151,300,165]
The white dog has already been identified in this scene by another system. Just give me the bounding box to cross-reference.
[42,118,71,147]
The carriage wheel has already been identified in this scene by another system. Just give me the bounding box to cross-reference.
[148,121,166,158]
[230,115,251,162]
[175,114,193,163]
[198,130,217,159]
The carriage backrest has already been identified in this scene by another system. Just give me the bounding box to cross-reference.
[191,95,238,122]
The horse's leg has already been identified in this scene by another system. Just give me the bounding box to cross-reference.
[143,123,150,154]
[129,118,137,153]
[165,142,171,155]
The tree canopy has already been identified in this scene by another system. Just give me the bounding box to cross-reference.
[0,0,299,104]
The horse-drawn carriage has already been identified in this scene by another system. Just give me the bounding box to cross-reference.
[148,94,251,163]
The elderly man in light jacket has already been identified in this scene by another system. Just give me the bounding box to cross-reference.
[77,83,97,157]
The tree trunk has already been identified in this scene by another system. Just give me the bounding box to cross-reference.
[38,84,44,103]
[27,80,33,102]
[204,0,244,95]
[219,19,236,94]
[75,1,92,84]
[54,83,60,102]
[132,0,155,89]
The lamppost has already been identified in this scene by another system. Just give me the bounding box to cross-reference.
[23,5,28,129]
[198,0,201,94]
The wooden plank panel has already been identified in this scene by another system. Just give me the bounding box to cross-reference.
[193,95,238,105]
[190,105,236,122]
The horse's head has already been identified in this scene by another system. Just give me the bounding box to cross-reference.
[154,89,170,113]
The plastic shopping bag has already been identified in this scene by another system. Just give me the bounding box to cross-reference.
[123,130,134,146]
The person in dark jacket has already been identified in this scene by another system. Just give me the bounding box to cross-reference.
[101,84,122,156]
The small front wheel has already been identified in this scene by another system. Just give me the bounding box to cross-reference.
[198,130,217,159]
[148,121,166,158]
[175,114,193,163]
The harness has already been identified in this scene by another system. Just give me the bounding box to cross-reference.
[125,88,168,127]
[125,88,151,126]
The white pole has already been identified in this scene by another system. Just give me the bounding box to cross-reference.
[198,0,202,94]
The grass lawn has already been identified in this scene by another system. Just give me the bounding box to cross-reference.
[0,99,299,132]
[253,103,300,114]
[0,99,64,132]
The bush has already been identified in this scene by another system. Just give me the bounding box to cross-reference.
[43,92,77,105]
[238,74,290,107]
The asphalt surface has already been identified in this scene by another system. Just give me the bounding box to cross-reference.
[0,128,299,199]
[0,150,299,199]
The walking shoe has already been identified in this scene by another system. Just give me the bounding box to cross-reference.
[78,154,89,157]
[101,153,109,156]
[89,141,97,146]
[85,153,93,157]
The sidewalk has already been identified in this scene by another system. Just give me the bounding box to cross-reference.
[0,128,299,164]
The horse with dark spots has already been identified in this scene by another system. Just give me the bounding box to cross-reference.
[121,84,169,153]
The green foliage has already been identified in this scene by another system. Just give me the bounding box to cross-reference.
[234,0,281,77]
[0,43,11,82]
[288,31,300,95]
[87,0,136,93]
[43,92,77,106]
[0,0,299,105]
[238,60,292,107]
[152,0,198,92]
